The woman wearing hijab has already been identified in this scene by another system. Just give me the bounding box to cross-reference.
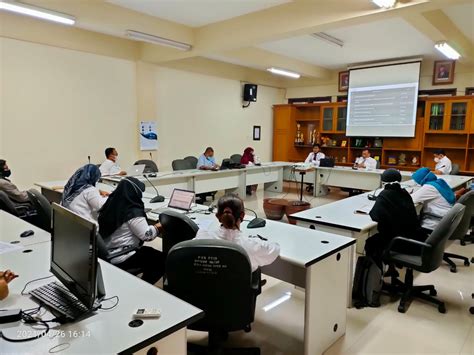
[98,177,164,284]
[61,164,108,223]
[241,147,259,195]
[411,167,455,231]
[365,169,427,268]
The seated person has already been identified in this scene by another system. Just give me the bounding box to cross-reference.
[98,177,164,284]
[411,167,455,231]
[365,169,427,268]
[61,164,109,223]
[99,147,127,176]
[195,194,280,272]
[0,269,18,300]
[197,147,219,171]
[0,159,33,207]
[433,149,452,175]
[241,147,259,195]
[354,148,377,170]
[304,144,325,166]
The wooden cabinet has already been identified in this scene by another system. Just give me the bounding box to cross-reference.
[320,103,347,133]
[425,99,471,133]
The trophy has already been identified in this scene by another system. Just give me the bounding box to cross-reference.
[398,153,407,166]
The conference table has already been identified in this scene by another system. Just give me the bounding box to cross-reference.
[0,213,204,354]
[290,175,473,254]
[145,202,356,355]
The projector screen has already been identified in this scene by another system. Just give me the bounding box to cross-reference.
[346,62,421,137]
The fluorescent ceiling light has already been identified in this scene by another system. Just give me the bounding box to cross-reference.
[435,42,461,60]
[0,1,75,25]
[125,30,192,51]
[372,0,397,9]
[311,32,344,48]
[267,67,301,79]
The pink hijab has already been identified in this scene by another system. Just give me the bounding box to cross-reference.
[241,147,254,165]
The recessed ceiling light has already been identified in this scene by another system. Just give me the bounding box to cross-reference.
[267,67,300,79]
[0,0,75,25]
[435,41,461,60]
[372,0,397,9]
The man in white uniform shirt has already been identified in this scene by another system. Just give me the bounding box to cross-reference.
[99,147,127,176]
[433,149,452,175]
[304,144,325,166]
[354,148,377,170]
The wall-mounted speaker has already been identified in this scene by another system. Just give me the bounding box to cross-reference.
[243,84,258,102]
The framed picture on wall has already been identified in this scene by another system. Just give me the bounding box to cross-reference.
[253,126,261,141]
[432,60,455,85]
[338,71,349,92]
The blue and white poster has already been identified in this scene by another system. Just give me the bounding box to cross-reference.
[139,121,158,151]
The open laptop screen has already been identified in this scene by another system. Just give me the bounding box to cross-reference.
[168,189,195,211]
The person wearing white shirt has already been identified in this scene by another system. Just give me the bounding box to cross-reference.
[98,177,165,284]
[433,149,452,175]
[354,148,378,170]
[304,144,326,166]
[61,164,109,223]
[99,147,127,176]
[194,194,280,272]
[410,167,456,231]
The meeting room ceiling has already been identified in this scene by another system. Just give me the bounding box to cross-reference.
[443,2,474,44]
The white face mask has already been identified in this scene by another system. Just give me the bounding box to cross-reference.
[434,157,440,163]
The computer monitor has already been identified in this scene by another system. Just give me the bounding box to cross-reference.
[168,189,195,211]
[51,203,104,309]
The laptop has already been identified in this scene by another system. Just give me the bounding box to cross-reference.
[127,164,146,176]
[151,189,195,215]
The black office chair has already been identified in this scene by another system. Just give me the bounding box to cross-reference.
[134,159,158,173]
[184,156,198,169]
[166,240,260,354]
[450,163,460,175]
[230,154,242,165]
[459,191,474,246]
[172,159,193,171]
[384,203,465,314]
[159,210,199,256]
[96,233,143,276]
[0,191,35,219]
[27,189,52,232]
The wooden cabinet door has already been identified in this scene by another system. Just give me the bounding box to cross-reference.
[273,106,294,161]
[447,100,470,132]
[321,106,334,132]
[425,101,446,132]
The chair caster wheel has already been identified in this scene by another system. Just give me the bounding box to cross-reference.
[464,260,470,266]
[244,325,251,333]
[438,304,446,314]
[450,266,457,273]
[398,305,406,313]
[430,289,437,296]
[460,240,466,246]
[470,307,474,315]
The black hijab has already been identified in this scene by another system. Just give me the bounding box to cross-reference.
[98,177,146,238]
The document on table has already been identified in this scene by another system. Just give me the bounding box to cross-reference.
[354,204,372,215]
[0,241,24,255]
[196,219,214,230]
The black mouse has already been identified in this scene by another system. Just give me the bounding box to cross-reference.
[20,230,34,238]
[247,218,266,229]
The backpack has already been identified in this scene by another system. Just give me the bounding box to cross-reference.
[352,255,383,308]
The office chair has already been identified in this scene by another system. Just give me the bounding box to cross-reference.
[172,159,193,171]
[450,163,460,175]
[230,154,242,165]
[0,190,38,222]
[159,210,199,256]
[383,203,465,314]
[459,191,474,246]
[26,189,52,232]
[166,239,260,354]
[96,233,143,276]
[134,159,158,173]
[184,156,198,169]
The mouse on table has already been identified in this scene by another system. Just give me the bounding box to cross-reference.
[20,230,34,238]
[148,173,157,178]
[247,218,266,229]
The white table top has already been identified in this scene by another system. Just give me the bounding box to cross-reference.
[291,175,473,232]
[0,211,51,246]
[0,242,204,354]
[316,165,414,177]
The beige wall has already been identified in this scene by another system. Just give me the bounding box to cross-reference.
[286,60,474,99]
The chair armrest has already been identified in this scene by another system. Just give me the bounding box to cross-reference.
[251,268,262,294]
[385,236,432,254]
[421,212,443,220]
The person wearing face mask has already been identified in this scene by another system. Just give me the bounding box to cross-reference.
[304,144,325,166]
[365,169,427,268]
[197,147,220,171]
[0,159,33,207]
[433,149,452,175]
[354,148,378,170]
[99,147,127,176]
[241,147,259,195]
[194,194,280,272]
[411,167,455,231]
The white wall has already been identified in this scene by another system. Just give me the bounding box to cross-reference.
[1,38,138,188]
[153,67,285,170]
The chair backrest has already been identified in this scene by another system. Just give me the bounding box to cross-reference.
[450,163,460,175]
[422,203,465,271]
[96,233,110,260]
[159,210,199,256]
[230,154,242,165]
[27,189,52,232]
[134,159,158,173]
[0,191,19,216]
[172,159,193,171]
[184,156,198,169]
[166,239,256,332]
[452,190,474,239]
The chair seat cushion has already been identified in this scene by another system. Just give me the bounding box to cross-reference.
[386,252,423,269]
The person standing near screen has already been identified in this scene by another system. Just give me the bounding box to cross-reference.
[304,144,325,166]
[433,149,452,175]
[354,148,377,170]
[99,147,127,176]
[197,147,219,171]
